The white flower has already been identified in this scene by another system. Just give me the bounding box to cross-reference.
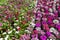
[32,18,35,22]
[50,39,53,40]
[29,24,35,28]
[16,20,19,22]
[15,31,19,34]
[49,34,56,39]
[0,38,3,40]
[25,30,31,33]
[50,27,59,35]
[49,8,53,12]
[27,27,31,30]
[53,30,59,35]
[35,27,41,31]
[5,35,9,40]
[30,22,35,27]
[41,12,45,15]
[54,0,57,3]
[3,32,6,35]
[13,28,16,31]
[17,26,20,29]
[50,27,55,32]
[47,39,49,40]
[14,23,17,25]
[47,39,56,40]
[22,16,24,18]
[8,30,12,34]
[53,19,59,24]
[34,0,38,7]
[49,13,54,16]
[27,27,33,31]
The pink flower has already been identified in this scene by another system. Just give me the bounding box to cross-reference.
[33,30,38,34]
[0,22,3,26]
[17,26,21,31]
[20,34,30,40]
[40,30,45,35]
[43,24,49,31]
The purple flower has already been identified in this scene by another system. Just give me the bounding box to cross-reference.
[35,22,41,27]
[56,24,60,31]
[46,31,51,37]
[36,17,40,20]
[33,30,38,34]
[45,9,49,14]
[48,16,54,20]
[31,37,39,40]
[56,24,60,29]
[42,21,47,24]
[47,20,52,24]
[47,16,53,24]
[40,35,47,40]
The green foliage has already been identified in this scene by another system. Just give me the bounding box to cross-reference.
[0,0,35,39]
[0,0,8,5]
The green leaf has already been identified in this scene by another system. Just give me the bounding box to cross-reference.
[0,0,8,5]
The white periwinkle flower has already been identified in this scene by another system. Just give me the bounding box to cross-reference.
[14,23,17,25]
[25,30,31,33]
[32,18,35,22]
[50,27,59,35]
[5,35,9,40]
[0,38,3,40]
[8,30,12,34]
[16,20,19,22]
[35,27,41,31]
[17,26,20,29]
[50,39,53,40]
[53,19,59,24]
[3,32,7,35]
[13,28,16,31]
[49,8,53,12]
[30,22,35,27]
[50,27,55,32]
[15,31,19,34]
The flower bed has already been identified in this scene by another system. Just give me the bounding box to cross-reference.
[0,0,60,40]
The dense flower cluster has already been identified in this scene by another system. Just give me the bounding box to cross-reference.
[33,0,60,40]
[0,0,60,40]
